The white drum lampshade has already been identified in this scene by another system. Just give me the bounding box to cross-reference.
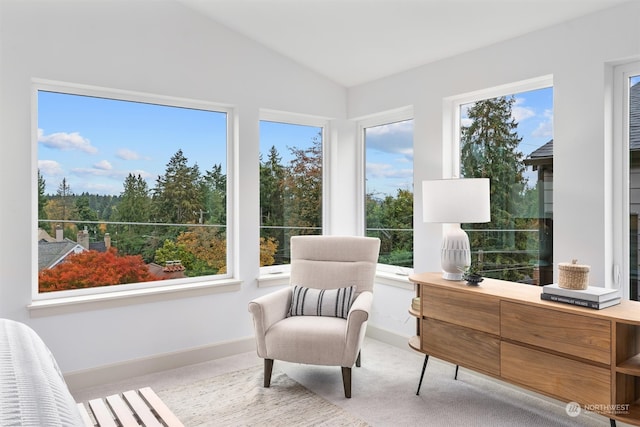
[422,178,491,280]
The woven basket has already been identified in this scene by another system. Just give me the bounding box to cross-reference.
[558,259,590,290]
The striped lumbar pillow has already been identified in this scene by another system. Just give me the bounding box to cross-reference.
[288,285,355,319]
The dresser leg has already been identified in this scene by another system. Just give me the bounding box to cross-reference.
[610,419,616,427]
[416,354,429,395]
[454,365,459,380]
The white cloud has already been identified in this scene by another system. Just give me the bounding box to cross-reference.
[512,97,536,123]
[71,167,154,181]
[94,160,112,170]
[37,160,64,176]
[116,148,141,160]
[38,128,98,154]
[366,162,413,180]
[366,120,414,160]
[532,109,554,139]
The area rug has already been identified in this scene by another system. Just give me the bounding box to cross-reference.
[156,365,370,427]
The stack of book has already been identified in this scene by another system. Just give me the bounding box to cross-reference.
[541,284,621,309]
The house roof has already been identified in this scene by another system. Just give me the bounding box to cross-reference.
[524,139,553,169]
[37,228,56,243]
[38,239,86,270]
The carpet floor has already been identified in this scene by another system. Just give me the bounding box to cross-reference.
[73,338,624,426]
[157,365,368,426]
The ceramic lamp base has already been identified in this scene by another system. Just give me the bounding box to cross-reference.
[440,224,471,281]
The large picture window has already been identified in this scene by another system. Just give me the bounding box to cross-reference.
[259,117,324,268]
[36,83,231,297]
[363,116,414,269]
[457,83,553,284]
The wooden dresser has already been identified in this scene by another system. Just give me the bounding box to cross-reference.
[409,272,640,426]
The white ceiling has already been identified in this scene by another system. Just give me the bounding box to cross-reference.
[178,0,630,87]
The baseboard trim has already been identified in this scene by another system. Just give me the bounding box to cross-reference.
[365,325,412,350]
[65,337,255,392]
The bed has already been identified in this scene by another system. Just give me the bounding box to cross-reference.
[0,318,84,426]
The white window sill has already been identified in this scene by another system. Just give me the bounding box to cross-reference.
[257,271,290,288]
[28,279,242,317]
[375,270,414,290]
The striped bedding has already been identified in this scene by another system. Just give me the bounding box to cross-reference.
[0,319,84,426]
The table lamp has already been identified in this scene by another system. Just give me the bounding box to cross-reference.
[422,178,491,280]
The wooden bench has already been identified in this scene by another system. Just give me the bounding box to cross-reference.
[77,387,184,427]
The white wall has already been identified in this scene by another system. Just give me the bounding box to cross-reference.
[0,0,348,374]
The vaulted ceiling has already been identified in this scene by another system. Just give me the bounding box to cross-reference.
[177,0,630,87]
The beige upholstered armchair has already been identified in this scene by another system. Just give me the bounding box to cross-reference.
[248,235,380,398]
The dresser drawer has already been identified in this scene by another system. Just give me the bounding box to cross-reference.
[501,342,611,406]
[422,318,500,376]
[422,285,500,335]
[501,301,611,364]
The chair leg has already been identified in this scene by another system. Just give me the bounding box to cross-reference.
[356,351,361,368]
[341,367,352,398]
[264,359,274,388]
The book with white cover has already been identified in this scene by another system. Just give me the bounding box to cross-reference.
[542,283,620,302]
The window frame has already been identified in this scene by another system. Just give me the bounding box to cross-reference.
[258,109,329,280]
[613,61,640,300]
[444,75,554,282]
[31,79,238,304]
[357,106,414,276]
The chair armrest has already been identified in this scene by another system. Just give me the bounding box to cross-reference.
[343,291,373,366]
[248,287,292,357]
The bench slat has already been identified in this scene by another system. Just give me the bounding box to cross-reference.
[123,390,163,427]
[106,393,140,426]
[139,387,184,427]
[88,398,118,427]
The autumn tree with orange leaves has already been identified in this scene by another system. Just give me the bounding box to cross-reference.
[38,248,160,292]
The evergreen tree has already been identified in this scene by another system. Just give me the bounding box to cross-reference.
[152,149,204,224]
[117,174,151,223]
[75,193,98,236]
[112,174,153,257]
[259,146,285,261]
[460,96,529,280]
[37,170,48,229]
[44,177,75,238]
[56,177,74,222]
[202,163,226,225]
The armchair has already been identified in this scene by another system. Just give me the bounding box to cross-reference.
[248,235,380,398]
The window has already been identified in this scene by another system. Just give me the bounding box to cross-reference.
[35,82,232,298]
[362,113,414,269]
[259,114,324,269]
[616,62,640,300]
[455,80,553,284]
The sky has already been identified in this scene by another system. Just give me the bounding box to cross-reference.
[38,91,227,196]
